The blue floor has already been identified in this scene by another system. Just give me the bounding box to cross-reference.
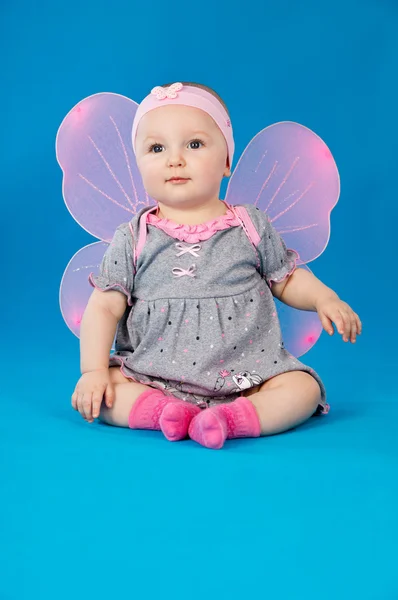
[2,343,397,600]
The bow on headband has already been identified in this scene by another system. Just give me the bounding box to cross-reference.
[151,83,183,100]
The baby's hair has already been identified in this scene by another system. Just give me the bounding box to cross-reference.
[160,81,230,116]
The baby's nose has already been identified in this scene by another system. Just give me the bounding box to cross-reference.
[168,154,186,167]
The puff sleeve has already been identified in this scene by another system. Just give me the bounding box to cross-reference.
[88,222,135,305]
[258,214,298,287]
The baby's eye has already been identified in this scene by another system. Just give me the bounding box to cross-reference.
[188,139,204,150]
[149,144,164,153]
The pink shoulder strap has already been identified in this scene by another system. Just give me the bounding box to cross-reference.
[228,204,262,271]
[132,206,157,273]
[229,205,261,247]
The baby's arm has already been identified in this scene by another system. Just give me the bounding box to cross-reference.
[80,289,127,374]
[71,289,128,422]
[72,221,136,421]
[271,268,337,311]
[255,208,361,343]
[272,269,361,343]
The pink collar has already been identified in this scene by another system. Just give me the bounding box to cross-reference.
[146,205,240,243]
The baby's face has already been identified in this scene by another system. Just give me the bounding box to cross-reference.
[135,105,230,209]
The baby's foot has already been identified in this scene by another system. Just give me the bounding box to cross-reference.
[188,409,228,449]
[159,401,201,441]
[188,397,261,450]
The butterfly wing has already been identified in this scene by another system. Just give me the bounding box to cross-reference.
[57,92,151,336]
[56,92,153,243]
[225,121,340,265]
[225,121,339,357]
[59,242,112,340]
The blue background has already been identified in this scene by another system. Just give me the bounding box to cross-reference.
[1,0,397,598]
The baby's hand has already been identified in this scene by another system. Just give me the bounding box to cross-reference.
[71,368,114,423]
[315,297,362,343]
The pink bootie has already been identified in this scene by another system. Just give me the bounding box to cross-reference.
[128,388,200,441]
[188,396,261,450]
[159,401,201,441]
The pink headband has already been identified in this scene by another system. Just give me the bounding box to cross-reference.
[131,82,234,167]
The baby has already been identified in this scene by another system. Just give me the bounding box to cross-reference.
[71,81,361,450]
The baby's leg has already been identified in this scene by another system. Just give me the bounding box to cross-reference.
[99,367,148,427]
[189,371,321,449]
[99,367,200,438]
[244,371,321,436]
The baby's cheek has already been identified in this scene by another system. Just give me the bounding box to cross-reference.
[142,170,162,196]
[198,163,224,189]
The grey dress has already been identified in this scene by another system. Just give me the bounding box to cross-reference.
[89,203,329,414]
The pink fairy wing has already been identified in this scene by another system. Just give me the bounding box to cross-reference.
[56,92,153,243]
[225,121,340,265]
[275,265,323,357]
[225,122,339,357]
[60,242,113,347]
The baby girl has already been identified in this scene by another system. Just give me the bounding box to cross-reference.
[71,81,361,449]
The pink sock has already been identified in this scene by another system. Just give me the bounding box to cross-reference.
[159,401,201,441]
[128,388,200,441]
[128,388,171,431]
[188,396,261,450]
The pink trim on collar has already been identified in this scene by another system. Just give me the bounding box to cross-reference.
[147,208,240,243]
